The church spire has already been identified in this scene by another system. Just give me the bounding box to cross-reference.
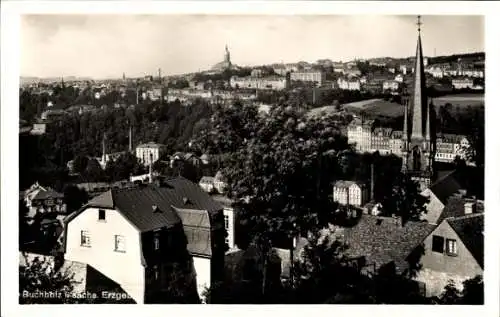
[425,98,432,141]
[410,15,427,141]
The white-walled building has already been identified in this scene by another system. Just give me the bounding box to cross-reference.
[63,177,225,303]
[230,76,290,90]
[383,80,400,92]
[136,142,167,166]
[451,78,474,90]
[333,180,369,207]
[290,70,326,86]
[337,78,361,91]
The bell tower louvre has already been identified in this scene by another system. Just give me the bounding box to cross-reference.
[401,16,436,190]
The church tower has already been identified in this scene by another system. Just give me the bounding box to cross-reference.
[224,45,231,64]
[401,16,435,190]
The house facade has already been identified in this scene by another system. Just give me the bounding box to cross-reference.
[414,213,483,297]
[63,177,226,304]
[22,182,66,221]
[135,142,167,166]
[333,181,369,207]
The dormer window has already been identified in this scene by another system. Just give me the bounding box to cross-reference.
[98,209,106,221]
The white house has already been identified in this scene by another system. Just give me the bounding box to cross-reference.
[199,176,216,193]
[63,177,225,304]
[333,180,369,207]
[135,142,167,166]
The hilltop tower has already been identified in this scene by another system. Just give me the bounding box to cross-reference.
[224,44,231,67]
[401,16,436,190]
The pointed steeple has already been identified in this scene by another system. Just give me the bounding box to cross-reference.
[410,15,427,141]
[425,98,432,141]
[402,96,408,142]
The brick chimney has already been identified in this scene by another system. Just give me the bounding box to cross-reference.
[464,201,477,215]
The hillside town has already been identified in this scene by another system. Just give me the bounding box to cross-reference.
[18,15,484,304]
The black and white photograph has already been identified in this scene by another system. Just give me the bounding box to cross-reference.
[2,2,499,315]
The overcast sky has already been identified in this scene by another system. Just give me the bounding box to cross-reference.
[21,15,484,78]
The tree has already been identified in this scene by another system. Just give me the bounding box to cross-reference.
[198,103,351,296]
[434,275,483,304]
[72,154,89,174]
[19,254,75,304]
[63,185,89,213]
[287,226,368,303]
[82,158,105,182]
[381,173,429,223]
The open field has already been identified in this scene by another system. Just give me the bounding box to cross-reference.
[433,94,484,108]
[344,99,403,118]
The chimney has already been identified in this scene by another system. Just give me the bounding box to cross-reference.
[464,201,476,215]
[370,163,375,200]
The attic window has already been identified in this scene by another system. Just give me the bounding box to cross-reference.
[152,205,160,213]
[183,197,190,205]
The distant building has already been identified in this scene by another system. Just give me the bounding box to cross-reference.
[347,117,374,152]
[333,180,369,207]
[337,78,361,91]
[40,109,65,121]
[230,76,290,90]
[211,45,233,72]
[383,80,400,92]
[251,69,264,78]
[290,70,326,86]
[22,182,66,222]
[435,134,469,163]
[451,78,474,90]
[370,127,392,155]
[199,176,216,193]
[135,142,167,166]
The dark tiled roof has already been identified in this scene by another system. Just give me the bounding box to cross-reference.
[67,177,223,258]
[343,215,436,273]
[447,214,484,268]
[79,177,223,233]
[428,170,462,204]
[32,189,64,200]
[437,196,484,224]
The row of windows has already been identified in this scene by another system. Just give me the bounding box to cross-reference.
[80,230,161,252]
[80,231,126,252]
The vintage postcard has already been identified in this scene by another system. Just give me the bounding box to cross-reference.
[2,1,499,317]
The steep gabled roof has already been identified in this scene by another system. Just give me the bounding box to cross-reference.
[428,170,462,205]
[69,177,223,233]
[437,196,484,224]
[343,215,436,273]
[447,213,484,268]
[31,189,64,200]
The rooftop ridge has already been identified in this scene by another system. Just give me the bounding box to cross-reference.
[446,212,484,222]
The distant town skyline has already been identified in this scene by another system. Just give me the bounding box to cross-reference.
[21,15,484,78]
